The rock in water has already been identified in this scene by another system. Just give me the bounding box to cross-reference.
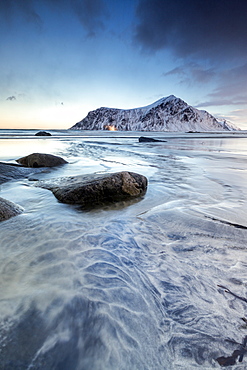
[0,162,43,184]
[35,131,52,136]
[35,171,148,207]
[139,136,166,142]
[0,197,23,221]
[16,153,68,168]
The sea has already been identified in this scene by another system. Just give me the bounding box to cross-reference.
[1,129,247,369]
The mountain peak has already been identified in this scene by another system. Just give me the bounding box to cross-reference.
[70,96,237,132]
[139,95,179,112]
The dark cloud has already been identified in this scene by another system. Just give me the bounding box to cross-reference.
[71,0,107,36]
[0,0,42,25]
[0,0,108,36]
[6,96,16,101]
[134,0,247,61]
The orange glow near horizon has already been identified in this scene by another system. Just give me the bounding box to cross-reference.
[104,125,117,131]
[0,103,85,130]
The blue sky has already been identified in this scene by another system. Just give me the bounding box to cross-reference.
[1,0,247,129]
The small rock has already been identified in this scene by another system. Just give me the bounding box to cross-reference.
[0,197,23,222]
[139,136,166,143]
[35,131,52,136]
[35,171,148,208]
[16,153,68,168]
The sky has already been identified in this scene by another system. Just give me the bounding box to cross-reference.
[1,0,247,129]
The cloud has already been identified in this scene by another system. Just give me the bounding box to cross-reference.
[163,66,186,78]
[6,96,16,101]
[134,0,247,117]
[209,63,247,99]
[0,0,108,36]
[222,108,247,128]
[195,99,247,108]
[196,63,247,107]
[0,0,42,25]
[228,108,247,119]
[163,60,247,112]
[71,0,107,36]
[163,63,216,84]
[134,0,247,61]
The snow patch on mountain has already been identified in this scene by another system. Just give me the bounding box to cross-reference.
[70,95,239,132]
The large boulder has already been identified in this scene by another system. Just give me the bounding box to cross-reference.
[16,153,68,168]
[0,197,23,222]
[35,171,148,208]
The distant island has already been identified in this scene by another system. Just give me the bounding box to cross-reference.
[70,95,238,132]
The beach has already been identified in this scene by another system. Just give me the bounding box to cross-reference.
[0,129,247,369]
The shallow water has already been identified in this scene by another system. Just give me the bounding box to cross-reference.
[1,130,247,369]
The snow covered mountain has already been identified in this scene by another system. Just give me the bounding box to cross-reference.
[70,95,237,132]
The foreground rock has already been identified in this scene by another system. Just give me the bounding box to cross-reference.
[0,197,23,222]
[16,153,68,168]
[35,171,147,208]
[35,131,52,136]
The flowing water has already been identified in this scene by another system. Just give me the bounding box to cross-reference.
[1,130,247,369]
